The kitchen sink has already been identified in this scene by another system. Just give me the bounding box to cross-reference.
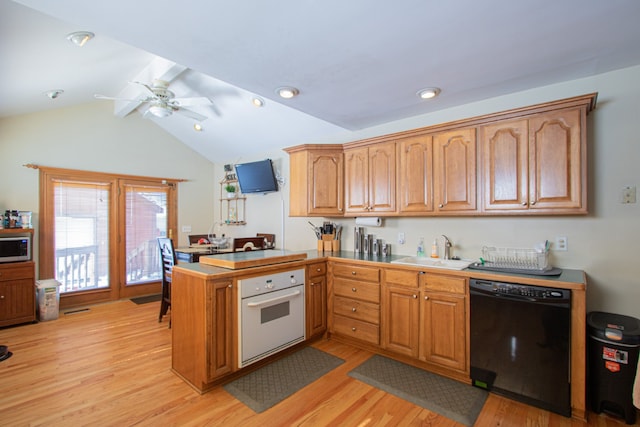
[390,256,472,270]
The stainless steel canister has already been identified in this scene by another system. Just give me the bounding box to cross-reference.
[373,239,382,256]
[354,227,361,253]
[382,242,391,257]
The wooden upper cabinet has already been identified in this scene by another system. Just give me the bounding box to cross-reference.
[284,145,344,216]
[481,119,529,210]
[433,128,477,212]
[481,108,586,213]
[344,141,396,215]
[398,135,434,213]
[529,109,584,211]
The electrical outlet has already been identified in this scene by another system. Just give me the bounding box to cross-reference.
[621,186,637,204]
[181,225,192,233]
[555,236,568,251]
[398,232,405,245]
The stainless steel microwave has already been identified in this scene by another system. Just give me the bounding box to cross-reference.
[0,235,31,263]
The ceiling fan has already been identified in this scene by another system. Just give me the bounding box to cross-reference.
[95,79,213,121]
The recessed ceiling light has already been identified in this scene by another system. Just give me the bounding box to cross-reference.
[252,97,265,107]
[276,87,299,99]
[194,123,203,131]
[417,87,441,100]
[44,89,64,99]
[66,31,95,47]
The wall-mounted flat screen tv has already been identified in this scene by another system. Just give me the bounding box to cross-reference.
[234,159,279,194]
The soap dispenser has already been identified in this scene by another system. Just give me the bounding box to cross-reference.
[417,237,425,257]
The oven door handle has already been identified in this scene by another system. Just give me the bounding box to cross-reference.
[246,290,302,308]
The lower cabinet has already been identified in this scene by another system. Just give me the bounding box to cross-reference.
[171,270,236,392]
[329,262,380,345]
[0,261,36,327]
[207,279,234,381]
[419,273,467,372]
[306,261,327,338]
[380,268,468,375]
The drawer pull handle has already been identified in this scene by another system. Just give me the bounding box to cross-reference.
[316,268,321,272]
[351,271,357,275]
[351,288,357,292]
[352,307,356,312]
[351,327,356,332]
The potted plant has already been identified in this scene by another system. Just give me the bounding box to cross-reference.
[224,183,237,198]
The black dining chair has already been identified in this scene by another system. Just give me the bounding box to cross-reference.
[157,237,176,327]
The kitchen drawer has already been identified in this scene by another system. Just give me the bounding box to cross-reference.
[0,263,35,281]
[421,274,466,294]
[334,296,379,324]
[334,277,380,303]
[333,314,380,345]
[308,262,326,278]
[332,264,379,283]
[383,268,419,288]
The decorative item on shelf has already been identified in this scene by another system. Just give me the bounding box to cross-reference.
[225,183,237,198]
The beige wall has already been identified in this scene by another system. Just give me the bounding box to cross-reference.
[2,65,639,320]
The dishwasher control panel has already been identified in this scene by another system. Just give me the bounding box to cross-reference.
[470,279,570,302]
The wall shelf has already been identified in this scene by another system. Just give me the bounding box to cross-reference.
[220,175,246,225]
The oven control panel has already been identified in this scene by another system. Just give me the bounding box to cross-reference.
[470,279,571,302]
[239,268,305,299]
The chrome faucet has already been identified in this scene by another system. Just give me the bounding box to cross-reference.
[441,235,452,260]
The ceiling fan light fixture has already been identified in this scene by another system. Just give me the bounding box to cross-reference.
[148,104,172,118]
[417,87,441,100]
[66,31,95,47]
[276,86,299,99]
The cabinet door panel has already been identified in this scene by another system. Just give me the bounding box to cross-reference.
[421,292,466,371]
[529,109,583,209]
[307,276,327,337]
[309,151,343,215]
[345,147,369,213]
[399,135,433,213]
[434,129,477,211]
[369,142,396,212]
[481,119,529,210]
[207,280,234,380]
[382,286,419,357]
[0,279,35,322]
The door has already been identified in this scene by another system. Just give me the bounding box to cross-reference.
[38,167,178,307]
[118,180,176,299]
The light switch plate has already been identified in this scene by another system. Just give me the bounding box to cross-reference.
[621,186,636,204]
[181,225,192,232]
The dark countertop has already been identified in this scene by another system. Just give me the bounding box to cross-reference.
[173,249,586,290]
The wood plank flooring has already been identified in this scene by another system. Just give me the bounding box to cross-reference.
[0,300,635,426]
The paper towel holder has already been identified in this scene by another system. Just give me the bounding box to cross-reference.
[355,217,382,227]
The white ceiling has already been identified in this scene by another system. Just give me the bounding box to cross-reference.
[3,0,640,163]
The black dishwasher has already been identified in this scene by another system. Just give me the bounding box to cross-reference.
[470,278,571,417]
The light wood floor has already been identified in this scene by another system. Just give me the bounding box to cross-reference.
[0,300,635,426]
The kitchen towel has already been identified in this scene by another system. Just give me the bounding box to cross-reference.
[355,217,382,227]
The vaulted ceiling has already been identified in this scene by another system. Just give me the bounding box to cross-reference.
[3,0,640,163]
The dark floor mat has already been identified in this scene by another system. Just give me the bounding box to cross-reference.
[130,294,162,305]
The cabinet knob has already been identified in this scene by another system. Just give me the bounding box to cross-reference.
[316,268,321,272]
[522,201,528,206]
[351,287,357,292]
[531,200,537,205]
[424,295,429,300]
[439,204,444,208]
[352,307,356,312]
[351,327,357,332]
[0,295,4,299]
[228,284,233,288]
[412,294,417,299]
[351,271,356,275]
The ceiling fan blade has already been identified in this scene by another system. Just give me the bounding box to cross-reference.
[174,107,208,122]
[129,81,156,97]
[95,93,153,103]
[171,97,213,107]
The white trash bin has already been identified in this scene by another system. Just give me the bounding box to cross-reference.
[36,279,62,321]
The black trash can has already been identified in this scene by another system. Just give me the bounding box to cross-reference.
[587,311,640,424]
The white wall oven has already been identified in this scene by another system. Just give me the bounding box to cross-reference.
[238,268,305,367]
